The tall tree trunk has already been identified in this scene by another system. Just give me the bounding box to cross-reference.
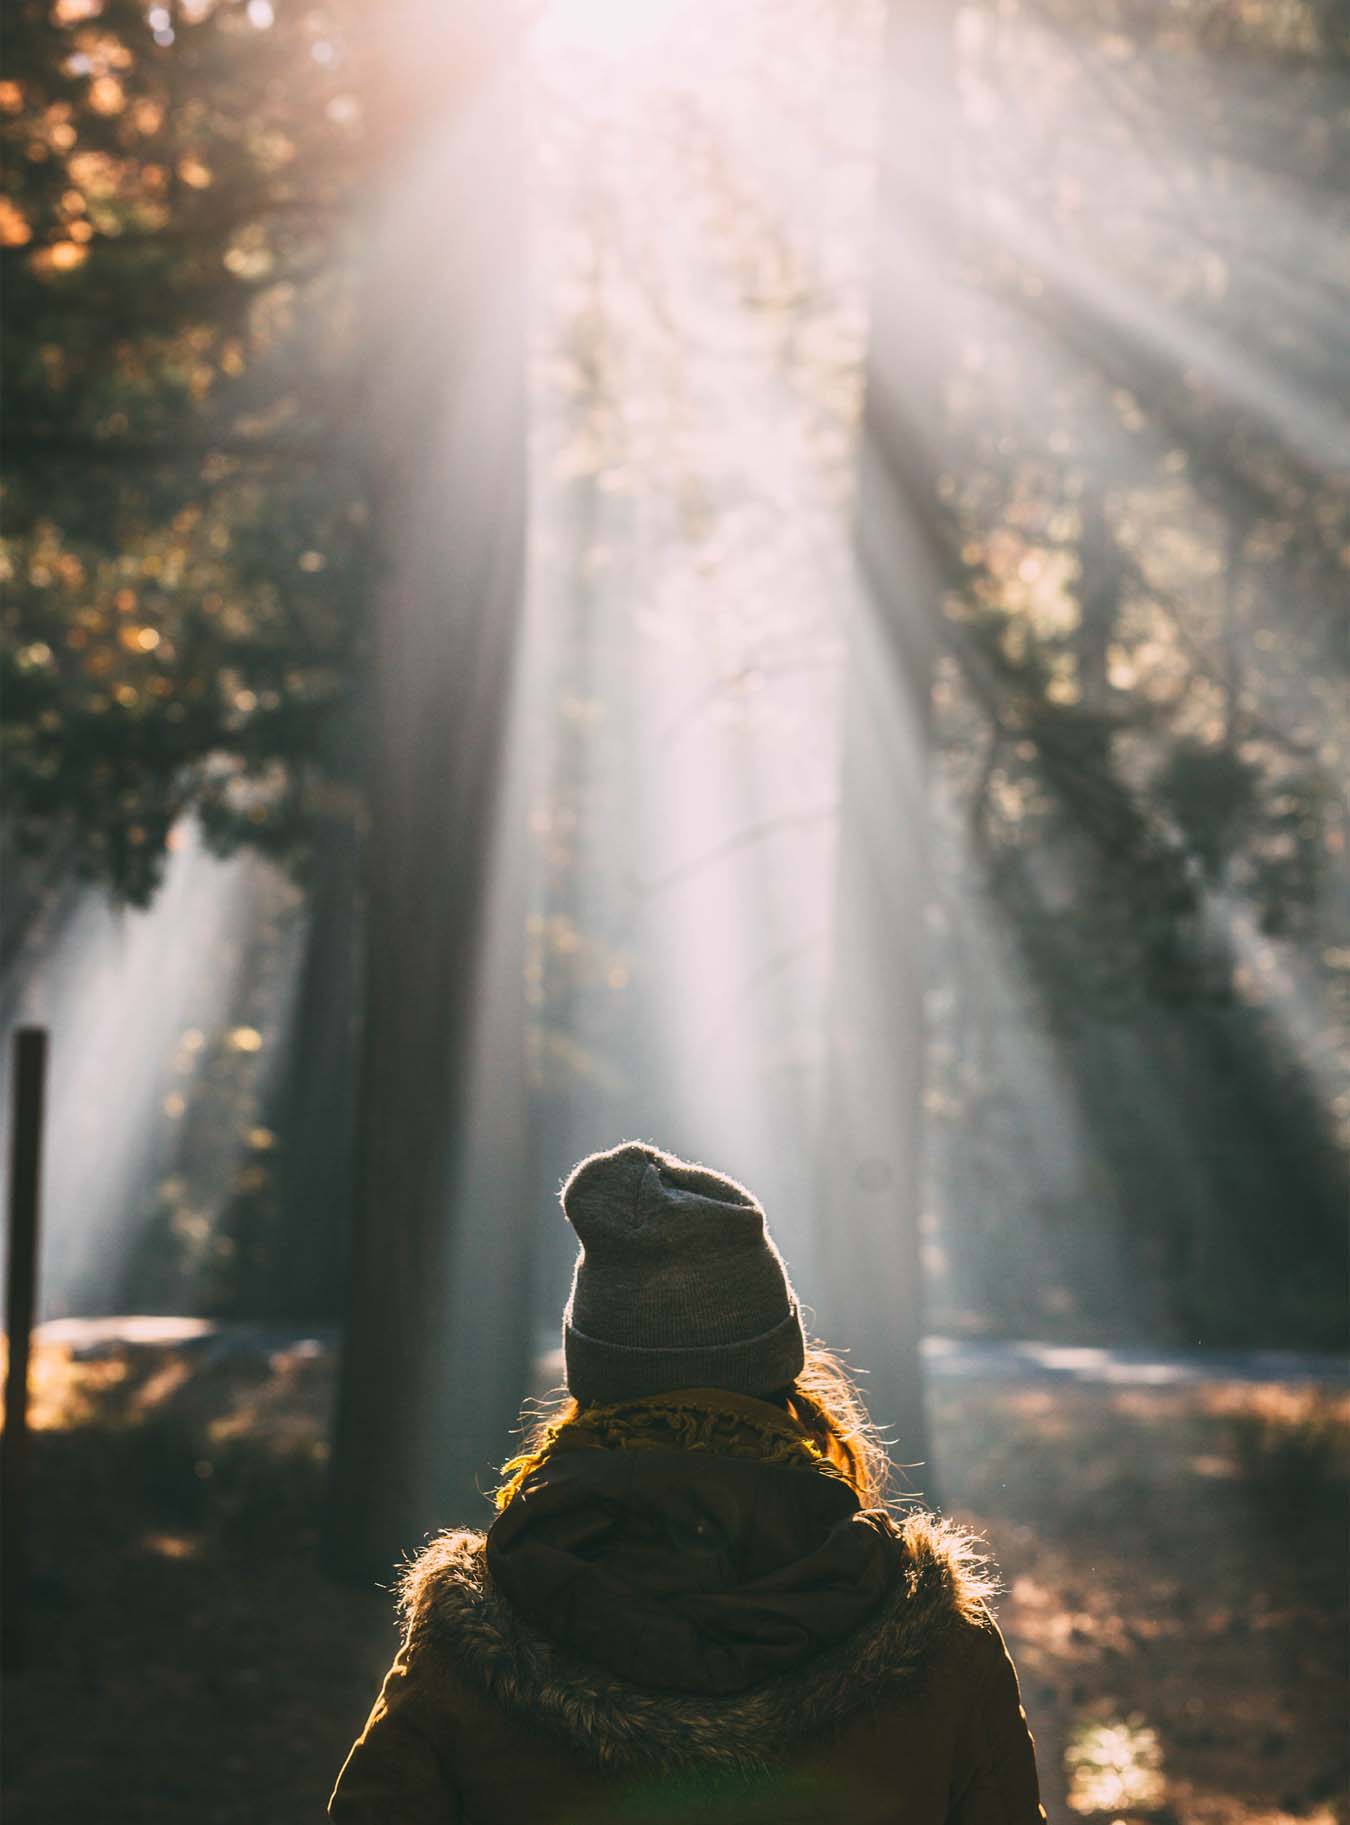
[325,7,531,1582]
[814,0,956,1502]
[268,798,361,1320]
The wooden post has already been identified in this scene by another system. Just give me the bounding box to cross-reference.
[2,1026,49,1674]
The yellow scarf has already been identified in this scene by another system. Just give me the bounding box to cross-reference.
[498,1385,848,1509]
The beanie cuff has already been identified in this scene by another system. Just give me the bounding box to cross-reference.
[564,1306,806,1406]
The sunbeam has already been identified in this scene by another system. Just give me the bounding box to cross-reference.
[2,0,1346,1810]
[0,823,304,1317]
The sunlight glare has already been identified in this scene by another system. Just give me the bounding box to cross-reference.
[532,0,685,67]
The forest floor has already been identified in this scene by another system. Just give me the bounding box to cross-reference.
[1,1328,1346,1825]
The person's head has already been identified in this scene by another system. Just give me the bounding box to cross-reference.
[498,1140,890,1508]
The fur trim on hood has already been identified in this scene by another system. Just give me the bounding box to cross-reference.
[397,1509,1000,1777]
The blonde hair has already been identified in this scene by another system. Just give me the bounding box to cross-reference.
[496,1341,892,1512]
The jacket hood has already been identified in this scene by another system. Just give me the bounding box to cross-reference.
[400,1449,999,1776]
[486,1444,898,1696]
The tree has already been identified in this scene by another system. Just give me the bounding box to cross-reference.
[2,0,371,904]
[918,0,1349,1344]
[813,0,959,1497]
[2,0,374,1316]
[323,1,534,1580]
[2,6,540,1562]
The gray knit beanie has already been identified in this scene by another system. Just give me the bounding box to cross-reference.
[560,1140,806,1405]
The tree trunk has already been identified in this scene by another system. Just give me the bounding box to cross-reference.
[269,799,361,1320]
[324,7,532,1583]
[814,0,956,1502]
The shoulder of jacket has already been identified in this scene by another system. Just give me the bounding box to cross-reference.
[397,1527,489,1649]
[887,1507,1004,1626]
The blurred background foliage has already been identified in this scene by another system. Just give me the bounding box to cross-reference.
[3,0,369,900]
[1,0,1346,1345]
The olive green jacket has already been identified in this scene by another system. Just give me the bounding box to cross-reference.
[330,1481,1044,1825]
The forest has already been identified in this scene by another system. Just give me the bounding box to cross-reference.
[1,0,1346,1820]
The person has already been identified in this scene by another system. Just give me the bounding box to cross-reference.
[329,1140,1045,1823]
